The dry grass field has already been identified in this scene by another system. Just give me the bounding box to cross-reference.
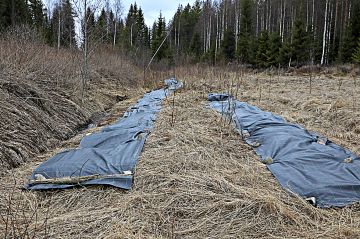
[1,66,360,238]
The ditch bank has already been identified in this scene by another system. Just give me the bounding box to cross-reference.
[0,72,142,173]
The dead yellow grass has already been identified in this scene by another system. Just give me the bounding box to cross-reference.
[2,68,360,238]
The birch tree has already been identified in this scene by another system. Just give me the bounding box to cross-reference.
[321,0,329,65]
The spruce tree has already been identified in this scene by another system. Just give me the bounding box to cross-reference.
[124,4,138,49]
[0,0,30,29]
[152,13,169,60]
[221,29,236,61]
[256,31,270,68]
[136,8,147,47]
[189,32,202,60]
[29,0,45,31]
[278,39,292,67]
[338,26,355,63]
[237,0,253,64]
[61,0,76,47]
[353,38,360,64]
[96,8,108,43]
[351,1,360,42]
[292,20,309,66]
[267,32,282,67]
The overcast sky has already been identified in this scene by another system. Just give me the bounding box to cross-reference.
[122,0,195,26]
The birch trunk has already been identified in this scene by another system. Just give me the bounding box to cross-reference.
[321,0,329,65]
[82,0,88,102]
[333,0,338,46]
[282,0,286,42]
[57,8,61,50]
[256,0,259,37]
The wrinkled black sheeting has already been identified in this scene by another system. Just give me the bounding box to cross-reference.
[25,79,182,190]
[209,93,360,208]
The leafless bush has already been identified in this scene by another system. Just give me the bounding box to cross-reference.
[0,176,51,239]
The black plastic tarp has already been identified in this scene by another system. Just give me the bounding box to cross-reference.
[209,93,360,208]
[26,79,182,190]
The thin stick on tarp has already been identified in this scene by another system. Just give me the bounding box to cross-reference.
[29,173,133,185]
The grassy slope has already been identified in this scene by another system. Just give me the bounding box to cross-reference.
[0,38,146,171]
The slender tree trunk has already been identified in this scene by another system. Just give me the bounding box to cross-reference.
[344,0,348,28]
[321,0,329,65]
[312,0,315,33]
[282,0,286,42]
[177,18,180,53]
[327,1,333,64]
[130,23,133,47]
[306,0,309,31]
[215,11,219,56]
[57,8,61,50]
[235,1,239,51]
[208,14,211,52]
[113,17,117,47]
[203,8,206,53]
[82,0,88,102]
[279,0,282,36]
[333,0,338,46]
[256,0,259,37]
[268,2,272,32]
[221,1,225,41]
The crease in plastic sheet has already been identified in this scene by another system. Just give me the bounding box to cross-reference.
[208,93,360,208]
[25,79,183,190]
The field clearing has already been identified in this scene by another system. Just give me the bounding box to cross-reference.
[1,67,360,238]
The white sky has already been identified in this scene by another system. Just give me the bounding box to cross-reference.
[122,0,195,26]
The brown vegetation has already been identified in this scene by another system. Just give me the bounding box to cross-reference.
[0,30,144,171]
[1,65,360,238]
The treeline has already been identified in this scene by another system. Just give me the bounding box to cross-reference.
[0,0,121,48]
[1,0,360,68]
[0,0,75,47]
[166,0,360,67]
[0,0,165,65]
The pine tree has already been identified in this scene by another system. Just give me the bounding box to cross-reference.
[221,29,236,61]
[256,31,270,68]
[353,38,360,64]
